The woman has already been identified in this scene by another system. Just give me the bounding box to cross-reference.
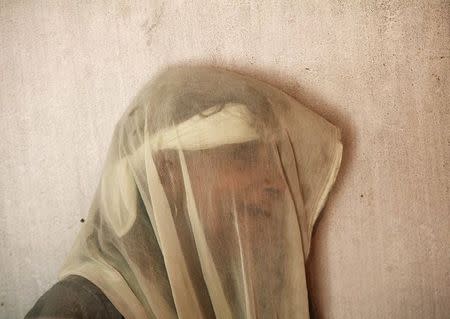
[26,65,343,318]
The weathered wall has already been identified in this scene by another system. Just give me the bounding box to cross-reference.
[1,1,448,318]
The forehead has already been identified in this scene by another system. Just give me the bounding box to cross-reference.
[184,140,274,162]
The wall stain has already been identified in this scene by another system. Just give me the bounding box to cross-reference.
[141,2,166,47]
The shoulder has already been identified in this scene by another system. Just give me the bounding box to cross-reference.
[24,275,123,319]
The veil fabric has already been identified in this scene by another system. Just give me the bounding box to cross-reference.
[59,66,343,319]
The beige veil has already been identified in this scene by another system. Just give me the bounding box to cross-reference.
[59,66,343,318]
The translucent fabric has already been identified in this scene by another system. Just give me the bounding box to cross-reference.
[59,66,343,319]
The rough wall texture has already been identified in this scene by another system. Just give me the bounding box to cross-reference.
[0,1,449,318]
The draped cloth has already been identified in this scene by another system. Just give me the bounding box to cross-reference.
[59,66,343,318]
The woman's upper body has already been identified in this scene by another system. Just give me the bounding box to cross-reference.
[26,65,342,319]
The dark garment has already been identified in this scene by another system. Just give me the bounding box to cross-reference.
[25,275,123,319]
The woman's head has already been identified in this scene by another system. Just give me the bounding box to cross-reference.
[59,65,343,318]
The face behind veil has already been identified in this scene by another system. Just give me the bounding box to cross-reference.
[59,66,343,319]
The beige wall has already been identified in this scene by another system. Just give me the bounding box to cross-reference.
[1,1,448,318]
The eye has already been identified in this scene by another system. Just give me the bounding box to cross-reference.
[163,158,175,169]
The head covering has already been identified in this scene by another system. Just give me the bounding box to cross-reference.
[59,65,343,318]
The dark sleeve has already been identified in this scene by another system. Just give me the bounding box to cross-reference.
[24,275,123,319]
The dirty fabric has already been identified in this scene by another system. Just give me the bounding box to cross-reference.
[57,66,343,318]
